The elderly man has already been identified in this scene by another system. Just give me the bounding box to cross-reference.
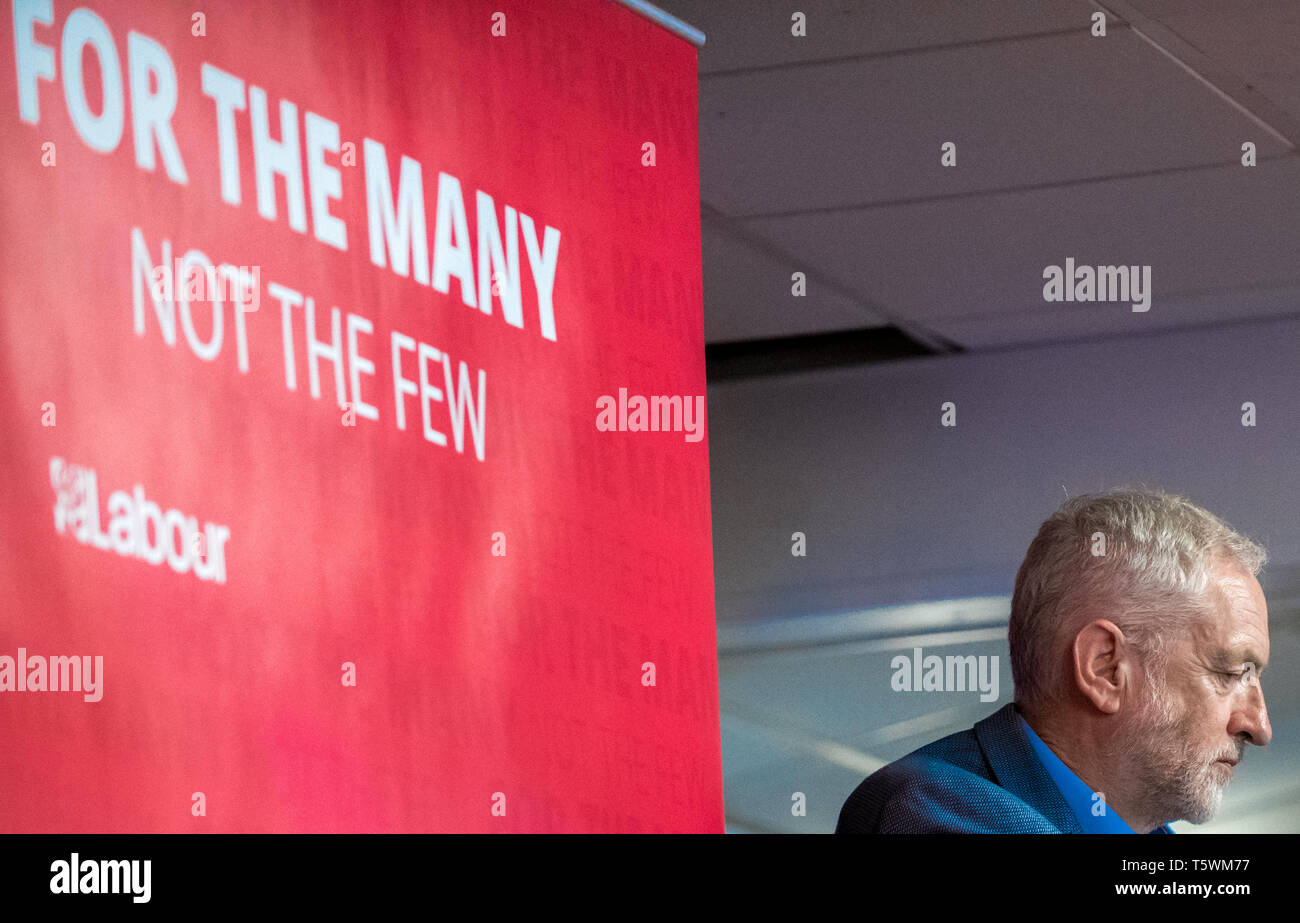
[836,488,1271,834]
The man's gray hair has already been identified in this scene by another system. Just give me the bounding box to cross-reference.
[1008,487,1266,713]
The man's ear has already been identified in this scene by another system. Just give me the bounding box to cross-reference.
[1072,619,1130,714]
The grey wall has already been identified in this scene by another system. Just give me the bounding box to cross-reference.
[709,315,1300,624]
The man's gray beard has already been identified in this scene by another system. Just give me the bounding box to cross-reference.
[1116,676,1238,827]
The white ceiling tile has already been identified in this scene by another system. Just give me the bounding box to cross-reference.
[1127,0,1300,117]
[698,27,1288,217]
[653,0,1105,73]
[931,282,1300,348]
[702,218,885,341]
[738,155,1300,345]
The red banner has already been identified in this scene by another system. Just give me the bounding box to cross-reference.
[0,0,721,832]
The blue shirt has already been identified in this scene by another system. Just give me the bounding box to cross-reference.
[1019,715,1173,834]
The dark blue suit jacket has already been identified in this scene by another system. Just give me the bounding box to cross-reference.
[837,703,1088,833]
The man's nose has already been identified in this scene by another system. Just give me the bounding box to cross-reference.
[1231,681,1271,747]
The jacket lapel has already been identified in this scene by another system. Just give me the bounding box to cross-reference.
[974,703,1084,833]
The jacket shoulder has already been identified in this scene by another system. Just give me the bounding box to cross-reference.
[836,723,1060,834]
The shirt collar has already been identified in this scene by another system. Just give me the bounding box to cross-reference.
[1018,714,1173,834]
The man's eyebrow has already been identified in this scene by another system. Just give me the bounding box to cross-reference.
[1213,647,1268,672]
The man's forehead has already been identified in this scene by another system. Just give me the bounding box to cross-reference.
[1195,562,1270,666]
